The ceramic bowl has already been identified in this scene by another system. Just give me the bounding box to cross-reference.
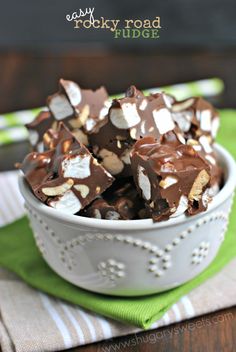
[19,144,236,296]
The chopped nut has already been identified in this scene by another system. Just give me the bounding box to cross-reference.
[171,98,194,112]
[43,131,53,149]
[117,140,122,149]
[137,165,151,200]
[96,186,101,193]
[72,129,89,146]
[62,140,72,153]
[79,104,90,125]
[68,118,82,129]
[116,135,127,141]
[99,148,124,175]
[159,176,178,189]
[42,179,74,196]
[148,126,154,132]
[74,184,90,198]
[188,170,210,201]
[187,139,199,146]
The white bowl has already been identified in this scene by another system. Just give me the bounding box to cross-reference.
[19,144,236,296]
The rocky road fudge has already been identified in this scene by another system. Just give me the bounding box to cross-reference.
[90,86,184,177]
[47,79,110,137]
[131,136,211,221]
[21,80,223,221]
[26,79,110,151]
[21,123,114,214]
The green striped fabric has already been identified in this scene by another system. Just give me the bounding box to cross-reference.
[0,78,224,146]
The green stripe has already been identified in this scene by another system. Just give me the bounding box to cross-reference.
[0,108,42,127]
[0,127,28,145]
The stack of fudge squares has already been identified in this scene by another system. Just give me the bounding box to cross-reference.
[20,79,223,222]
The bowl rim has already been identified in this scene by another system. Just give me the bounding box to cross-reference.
[18,143,236,231]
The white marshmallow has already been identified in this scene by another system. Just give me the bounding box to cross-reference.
[85,118,96,131]
[62,80,82,106]
[199,135,213,154]
[172,111,193,132]
[99,105,109,120]
[110,103,141,129]
[49,94,74,120]
[137,165,151,200]
[211,117,220,138]
[162,94,174,109]
[140,120,146,134]
[139,99,148,111]
[62,155,91,179]
[170,195,188,218]
[49,190,81,214]
[205,154,216,165]
[152,108,175,134]
[199,109,212,131]
[29,130,39,146]
[202,188,212,208]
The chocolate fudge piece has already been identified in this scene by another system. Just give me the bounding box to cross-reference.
[81,180,146,220]
[26,109,54,152]
[47,79,110,135]
[171,97,220,142]
[21,123,114,214]
[131,136,211,221]
[90,86,184,177]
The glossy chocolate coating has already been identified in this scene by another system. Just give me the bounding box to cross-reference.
[90,86,183,177]
[131,136,211,221]
[21,123,114,214]
[47,79,110,135]
[26,110,54,152]
[171,97,220,142]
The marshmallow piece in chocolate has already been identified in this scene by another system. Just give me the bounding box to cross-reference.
[47,79,110,134]
[90,86,183,177]
[81,180,146,220]
[171,97,220,141]
[131,136,211,221]
[21,123,114,214]
[25,109,54,152]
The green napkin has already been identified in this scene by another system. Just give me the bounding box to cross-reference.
[0,109,235,329]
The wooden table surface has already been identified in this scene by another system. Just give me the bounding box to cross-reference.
[0,50,235,351]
